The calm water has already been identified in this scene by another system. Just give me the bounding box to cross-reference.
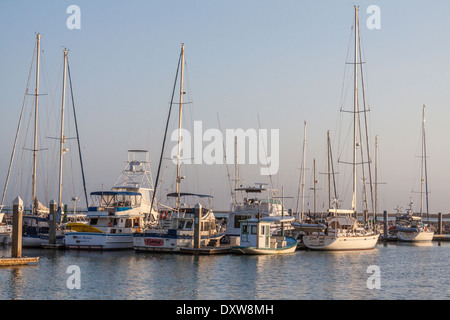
[1,241,449,300]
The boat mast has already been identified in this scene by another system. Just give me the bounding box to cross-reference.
[375,135,378,224]
[352,6,359,213]
[32,33,41,216]
[57,48,68,219]
[295,121,306,221]
[176,44,185,211]
[421,105,429,220]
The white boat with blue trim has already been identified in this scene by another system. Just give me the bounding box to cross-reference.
[232,216,298,255]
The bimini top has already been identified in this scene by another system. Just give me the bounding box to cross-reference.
[90,191,141,196]
[166,192,213,198]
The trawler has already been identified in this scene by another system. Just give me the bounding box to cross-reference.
[65,150,158,250]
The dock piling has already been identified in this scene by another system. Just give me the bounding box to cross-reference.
[194,203,202,249]
[49,199,57,245]
[11,197,23,258]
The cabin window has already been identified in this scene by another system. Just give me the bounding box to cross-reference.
[260,226,265,235]
[251,225,257,235]
[90,218,98,225]
[125,219,132,228]
[242,225,249,234]
[234,215,251,229]
[185,221,193,229]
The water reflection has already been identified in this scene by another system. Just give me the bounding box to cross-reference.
[0,243,449,300]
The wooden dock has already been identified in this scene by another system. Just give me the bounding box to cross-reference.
[0,257,39,266]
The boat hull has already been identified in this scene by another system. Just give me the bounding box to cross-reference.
[232,237,298,255]
[398,230,434,242]
[65,232,134,250]
[133,232,224,253]
[302,233,379,251]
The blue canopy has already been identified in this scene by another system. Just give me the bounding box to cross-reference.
[90,191,141,196]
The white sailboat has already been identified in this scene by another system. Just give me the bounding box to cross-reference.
[65,150,158,250]
[134,44,224,253]
[397,106,434,242]
[301,6,379,251]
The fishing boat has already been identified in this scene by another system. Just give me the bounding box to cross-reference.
[134,44,225,253]
[232,216,297,255]
[225,183,290,245]
[301,6,379,251]
[65,150,158,250]
[397,106,434,242]
[134,194,225,253]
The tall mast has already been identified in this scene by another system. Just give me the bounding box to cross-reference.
[375,135,378,223]
[327,130,331,209]
[176,44,185,210]
[58,49,68,219]
[421,104,429,220]
[295,121,307,221]
[234,136,238,206]
[32,33,41,216]
[352,6,359,213]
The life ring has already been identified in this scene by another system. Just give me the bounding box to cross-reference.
[160,212,168,219]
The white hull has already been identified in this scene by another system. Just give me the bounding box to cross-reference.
[398,230,434,242]
[65,232,134,250]
[303,233,379,251]
[133,232,224,253]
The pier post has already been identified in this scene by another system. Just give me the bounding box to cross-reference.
[194,203,202,249]
[49,200,57,244]
[383,210,388,240]
[12,197,23,258]
[438,212,442,235]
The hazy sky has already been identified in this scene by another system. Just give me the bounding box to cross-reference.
[1,0,450,215]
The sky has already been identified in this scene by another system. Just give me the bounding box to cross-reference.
[1,0,450,215]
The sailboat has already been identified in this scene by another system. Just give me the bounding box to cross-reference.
[65,150,158,250]
[133,44,224,253]
[397,106,434,242]
[301,6,379,251]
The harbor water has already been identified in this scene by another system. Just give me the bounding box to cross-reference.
[1,241,449,300]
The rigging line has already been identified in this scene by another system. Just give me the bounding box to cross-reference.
[67,59,89,209]
[257,114,274,191]
[217,113,234,202]
[358,26,375,217]
[1,43,37,210]
[149,48,183,219]
[422,106,430,221]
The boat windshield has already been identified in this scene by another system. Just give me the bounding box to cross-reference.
[90,191,141,209]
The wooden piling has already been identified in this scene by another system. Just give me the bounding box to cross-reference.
[438,212,442,235]
[194,203,202,249]
[49,199,57,245]
[383,210,388,240]
[11,197,23,258]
